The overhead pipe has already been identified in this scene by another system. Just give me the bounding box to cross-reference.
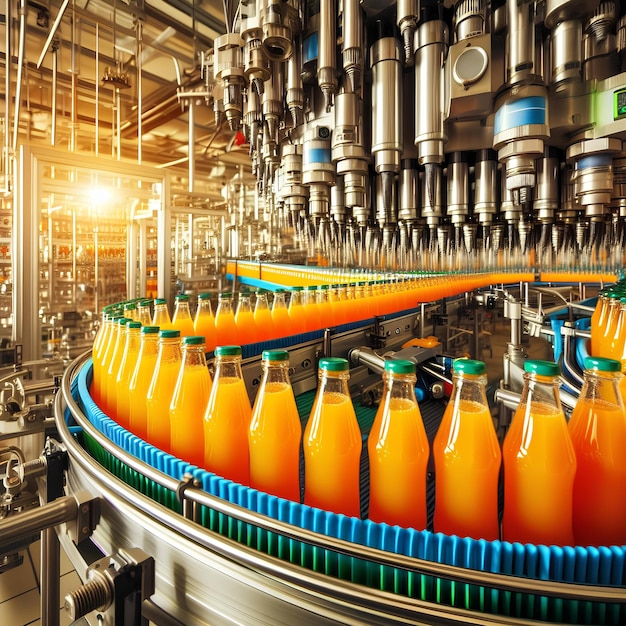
[95,23,99,155]
[3,0,11,192]
[11,0,26,153]
[137,19,143,164]
[188,99,195,192]
[51,40,58,146]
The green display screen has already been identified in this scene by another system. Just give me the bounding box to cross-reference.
[615,88,626,119]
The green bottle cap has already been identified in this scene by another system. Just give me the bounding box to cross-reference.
[176,294,190,301]
[583,356,621,372]
[127,321,142,329]
[141,326,160,334]
[262,349,289,361]
[453,358,486,375]
[219,292,232,298]
[124,302,137,310]
[319,357,349,372]
[154,298,167,305]
[384,359,416,375]
[159,329,180,339]
[524,360,560,376]
[198,292,212,300]
[183,335,206,345]
[215,345,242,356]
[118,317,131,325]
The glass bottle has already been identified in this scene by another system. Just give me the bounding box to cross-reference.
[137,299,153,326]
[203,345,251,485]
[115,320,142,430]
[433,359,501,540]
[287,286,307,335]
[368,359,429,529]
[253,289,275,342]
[146,329,182,453]
[214,292,239,346]
[123,301,138,322]
[91,310,114,404]
[104,317,132,416]
[315,284,334,327]
[152,298,172,330]
[502,360,576,546]
[194,292,216,351]
[271,289,291,338]
[249,349,302,501]
[128,326,161,441]
[171,294,195,337]
[303,357,362,517]
[304,285,322,332]
[569,356,626,546]
[170,336,212,468]
[235,290,256,345]
[598,290,622,358]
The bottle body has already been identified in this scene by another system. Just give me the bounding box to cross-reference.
[287,287,307,335]
[215,293,239,346]
[253,291,275,342]
[203,346,251,485]
[248,350,302,501]
[170,336,212,468]
[502,360,576,546]
[433,360,501,540]
[104,318,131,417]
[146,330,182,453]
[569,357,626,546]
[172,294,195,337]
[271,290,291,338]
[368,360,429,529]
[303,357,362,517]
[235,291,256,345]
[115,321,142,429]
[152,298,172,330]
[194,293,216,351]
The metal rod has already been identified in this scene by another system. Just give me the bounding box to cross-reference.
[41,527,60,626]
[3,0,12,192]
[51,43,57,146]
[137,19,142,164]
[0,496,78,546]
[11,0,26,152]
[188,99,195,192]
[36,0,70,68]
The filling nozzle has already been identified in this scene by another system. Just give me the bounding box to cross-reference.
[261,0,300,62]
[421,162,443,228]
[214,33,246,131]
[318,0,338,111]
[286,39,304,127]
[240,0,270,95]
[341,0,364,92]
[397,0,419,66]
[261,60,284,179]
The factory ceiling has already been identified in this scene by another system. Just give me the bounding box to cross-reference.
[2,0,255,193]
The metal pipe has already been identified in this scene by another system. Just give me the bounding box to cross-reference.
[41,527,60,626]
[11,0,26,153]
[51,42,58,146]
[137,19,143,164]
[0,496,78,546]
[3,0,10,191]
[188,99,195,192]
[317,0,337,111]
[95,23,99,155]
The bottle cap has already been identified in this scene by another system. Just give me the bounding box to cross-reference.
[154,298,167,305]
[384,359,416,374]
[183,335,206,345]
[453,358,486,375]
[138,299,152,306]
[141,326,160,334]
[118,317,131,325]
[198,292,212,300]
[290,286,304,291]
[176,294,190,301]
[306,285,317,291]
[127,321,142,329]
[219,292,232,298]
[321,284,330,290]
[159,329,181,339]
[524,359,560,376]
[262,349,289,361]
[583,356,621,372]
[215,345,242,356]
[124,302,137,310]
[319,357,349,372]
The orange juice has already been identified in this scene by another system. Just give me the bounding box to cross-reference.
[91,311,114,404]
[433,359,501,540]
[249,350,301,501]
[128,326,160,440]
[152,298,172,329]
[368,360,429,529]
[303,357,361,517]
[170,336,212,468]
[203,345,251,485]
[271,290,291,338]
[137,299,153,326]
[235,291,257,345]
[599,293,621,358]
[502,360,576,546]
[288,287,307,335]
[171,294,195,337]
[194,293,216,351]
[304,286,322,331]
[215,293,239,346]
[146,330,182,453]
[315,285,334,328]
[590,292,607,356]
[253,290,275,342]
[104,317,131,416]
[569,357,626,547]
[115,321,142,430]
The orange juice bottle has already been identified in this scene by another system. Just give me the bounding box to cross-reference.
[194,292,216,351]
[368,359,429,528]
[104,317,131,416]
[146,329,182,453]
[303,357,362,517]
[433,359,501,540]
[171,294,195,337]
[304,285,322,332]
[235,290,257,345]
[137,299,153,326]
[91,310,114,404]
[590,291,607,356]
[599,291,622,358]
[288,287,307,335]
[170,336,213,468]
[609,297,626,361]
[569,356,626,546]
[128,326,160,440]
[249,349,302,501]
[123,301,138,322]
[502,360,576,546]
[215,292,239,346]
[203,345,251,485]
[152,298,172,330]
[253,289,275,342]
[271,289,291,338]
[115,321,142,430]
[315,285,334,328]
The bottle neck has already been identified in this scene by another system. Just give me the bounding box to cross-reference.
[175,302,191,317]
[182,345,207,367]
[215,355,243,378]
[451,372,488,403]
[318,369,350,395]
[581,370,623,406]
[217,298,233,314]
[197,299,213,315]
[262,360,290,384]
[384,372,418,402]
[157,337,182,359]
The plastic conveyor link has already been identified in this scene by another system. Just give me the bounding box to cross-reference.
[57,351,626,615]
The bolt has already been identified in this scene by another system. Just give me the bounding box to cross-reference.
[65,574,113,620]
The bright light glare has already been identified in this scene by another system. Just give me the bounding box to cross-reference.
[88,186,113,206]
